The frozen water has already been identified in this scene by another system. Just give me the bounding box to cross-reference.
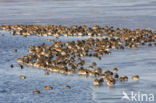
[0,0,156,103]
[0,31,156,103]
[0,0,156,29]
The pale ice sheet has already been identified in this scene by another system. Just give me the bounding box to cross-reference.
[0,30,156,103]
[0,0,156,29]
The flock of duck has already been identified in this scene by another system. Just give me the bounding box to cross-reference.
[1,24,156,94]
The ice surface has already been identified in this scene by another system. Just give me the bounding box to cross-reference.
[0,0,156,103]
[0,31,156,103]
[0,0,156,29]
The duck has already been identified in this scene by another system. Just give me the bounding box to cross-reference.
[93,79,101,86]
[123,76,128,81]
[94,67,102,74]
[113,68,118,73]
[66,85,71,89]
[33,90,40,94]
[106,80,115,87]
[67,69,75,75]
[20,75,26,79]
[18,64,23,69]
[13,49,17,53]
[114,73,119,79]
[132,75,139,81]
[78,68,88,76]
[10,64,14,68]
[44,86,53,90]
[92,62,97,66]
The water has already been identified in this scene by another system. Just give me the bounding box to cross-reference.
[0,0,156,103]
